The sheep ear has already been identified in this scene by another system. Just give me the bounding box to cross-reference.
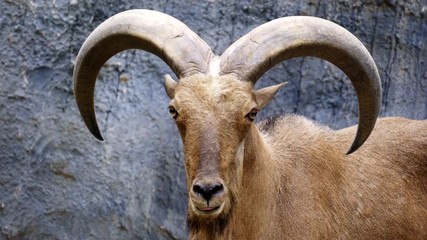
[164,74,178,99]
[254,82,287,109]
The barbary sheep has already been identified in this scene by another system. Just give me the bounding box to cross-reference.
[73,9,427,240]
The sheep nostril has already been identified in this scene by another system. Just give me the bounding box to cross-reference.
[192,183,224,202]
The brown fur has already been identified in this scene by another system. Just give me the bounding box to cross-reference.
[167,74,427,240]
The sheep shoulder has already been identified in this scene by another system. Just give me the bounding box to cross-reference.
[252,116,427,239]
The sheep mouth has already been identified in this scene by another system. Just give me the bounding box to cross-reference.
[192,202,225,217]
[197,206,220,212]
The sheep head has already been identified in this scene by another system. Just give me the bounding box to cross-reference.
[164,73,284,223]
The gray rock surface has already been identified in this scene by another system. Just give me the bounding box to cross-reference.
[0,0,425,239]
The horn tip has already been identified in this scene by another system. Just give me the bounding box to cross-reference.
[95,134,104,141]
[94,131,104,141]
[345,147,357,155]
[90,126,104,141]
[345,140,361,155]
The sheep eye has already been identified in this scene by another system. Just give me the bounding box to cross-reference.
[245,109,259,122]
[168,106,178,119]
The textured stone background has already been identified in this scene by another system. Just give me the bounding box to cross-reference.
[0,0,426,239]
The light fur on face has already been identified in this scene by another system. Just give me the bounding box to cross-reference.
[167,74,280,237]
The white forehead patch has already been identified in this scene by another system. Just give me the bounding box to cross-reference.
[208,56,220,77]
[207,77,223,96]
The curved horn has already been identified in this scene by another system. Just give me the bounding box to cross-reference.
[74,9,214,140]
[220,16,381,154]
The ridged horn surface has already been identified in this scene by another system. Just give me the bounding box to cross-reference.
[73,9,214,140]
[220,16,381,154]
